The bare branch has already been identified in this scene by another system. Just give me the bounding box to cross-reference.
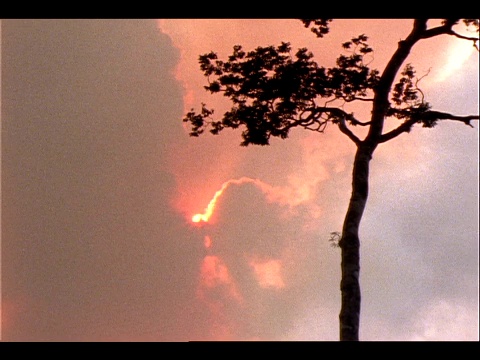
[419,19,479,51]
[448,30,480,50]
[298,106,369,126]
[421,111,479,126]
[408,19,479,51]
[343,96,375,103]
[379,111,479,143]
[378,118,417,143]
[303,120,328,133]
[338,115,362,145]
[420,19,460,39]
[324,107,369,126]
[288,106,365,144]
[414,68,431,104]
[350,118,372,126]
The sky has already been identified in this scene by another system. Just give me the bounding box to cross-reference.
[1,19,478,341]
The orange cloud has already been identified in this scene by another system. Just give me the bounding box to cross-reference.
[1,295,27,340]
[204,235,212,249]
[196,254,244,340]
[249,258,285,290]
[197,255,243,303]
[192,181,232,223]
[191,174,335,225]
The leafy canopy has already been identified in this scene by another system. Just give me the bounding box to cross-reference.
[183,19,478,146]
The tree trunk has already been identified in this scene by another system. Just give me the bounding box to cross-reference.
[339,143,375,341]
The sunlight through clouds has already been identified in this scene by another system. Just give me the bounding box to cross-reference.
[433,39,476,83]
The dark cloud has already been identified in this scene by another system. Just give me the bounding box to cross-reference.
[195,182,343,340]
[2,19,206,341]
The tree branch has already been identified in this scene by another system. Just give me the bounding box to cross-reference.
[420,19,459,39]
[448,30,479,50]
[367,19,428,141]
[291,106,364,144]
[321,107,369,126]
[338,115,362,145]
[343,96,375,103]
[379,111,479,143]
[320,107,363,144]
[420,19,479,51]
[421,111,479,126]
[378,118,417,143]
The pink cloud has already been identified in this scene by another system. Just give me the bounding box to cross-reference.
[249,258,285,290]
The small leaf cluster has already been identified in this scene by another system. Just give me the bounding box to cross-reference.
[387,102,434,128]
[328,231,341,248]
[183,103,214,137]
[391,64,419,106]
[442,19,480,31]
[333,34,379,101]
[387,64,434,127]
[300,19,333,38]
[463,19,479,31]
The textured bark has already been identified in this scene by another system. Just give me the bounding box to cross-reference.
[339,144,375,341]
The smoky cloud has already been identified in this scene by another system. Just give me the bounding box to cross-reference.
[1,19,209,341]
[2,19,478,342]
[191,181,344,340]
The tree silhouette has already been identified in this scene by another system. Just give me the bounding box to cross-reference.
[183,19,479,341]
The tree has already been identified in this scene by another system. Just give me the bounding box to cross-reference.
[182,19,479,341]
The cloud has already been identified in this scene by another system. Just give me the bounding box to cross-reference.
[169,19,478,342]
[4,19,476,342]
[248,258,285,290]
[198,255,243,303]
[1,19,208,341]
[410,300,479,341]
[189,179,346,340]
[359,116,479,340]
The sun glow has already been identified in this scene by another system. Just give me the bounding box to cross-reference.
[191,181,231,223]
[191,177,267,224]
[190,174,325,224]
[435,39,476,83]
